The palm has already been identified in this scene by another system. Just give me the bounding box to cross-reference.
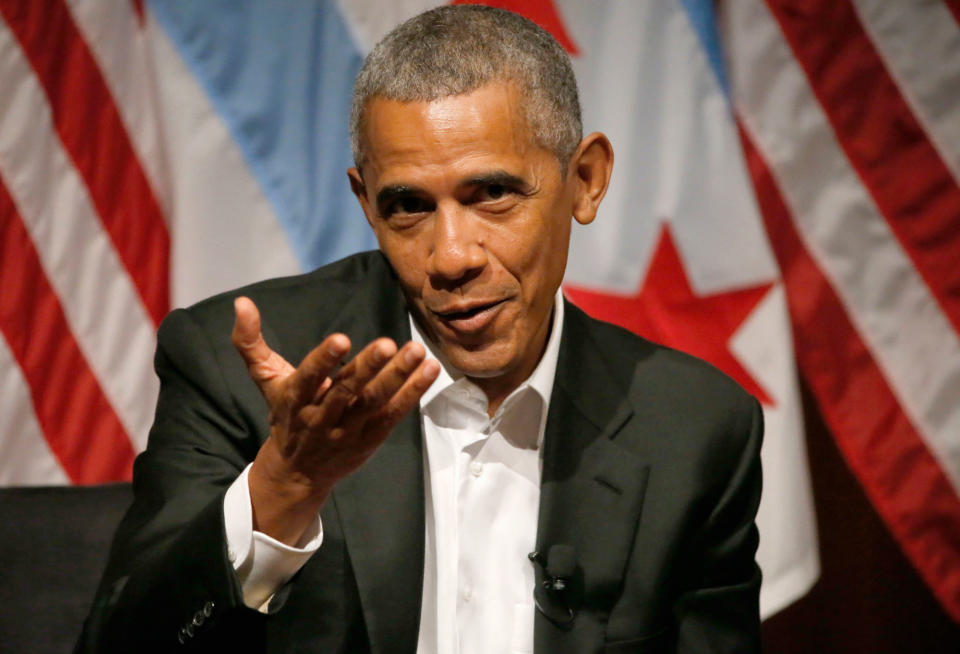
[230,296,440,544]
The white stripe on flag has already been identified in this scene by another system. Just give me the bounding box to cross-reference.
[145,15,303,307]
[721,0,960,490]
[851,0,960,185]
[336,0,437,54]
[65,0,170,214]
[0,333,71,486]
[735,284,819,616]
[0,17,158,452]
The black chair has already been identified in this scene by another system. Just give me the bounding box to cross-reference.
[0,484,132,654]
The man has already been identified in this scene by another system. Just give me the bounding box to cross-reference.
[80,6,762,653]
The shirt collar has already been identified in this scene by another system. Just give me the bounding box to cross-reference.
[410,290,564,413]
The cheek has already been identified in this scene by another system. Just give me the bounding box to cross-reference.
[511,216,570,282]
[483,222,538,281]
[487,229,566,315]
[378,233,429,291]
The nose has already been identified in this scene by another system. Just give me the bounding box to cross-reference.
[426,202,487,283]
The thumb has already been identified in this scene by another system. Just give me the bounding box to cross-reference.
[232,296,294,387]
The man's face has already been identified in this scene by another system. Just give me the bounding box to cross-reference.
[349,82,581,396]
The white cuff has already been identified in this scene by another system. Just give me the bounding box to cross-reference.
[223,463,323,611]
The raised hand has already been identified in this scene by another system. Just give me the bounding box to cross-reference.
[231,296,440,544]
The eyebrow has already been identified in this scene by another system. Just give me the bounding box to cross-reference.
[461,171,531,192]
[374,170,532,209]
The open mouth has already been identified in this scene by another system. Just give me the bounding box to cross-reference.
[438,301,500,320]
[436,297,506,318]
[432,298,508,332]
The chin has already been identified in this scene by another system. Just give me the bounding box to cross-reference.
[442,343,514,379]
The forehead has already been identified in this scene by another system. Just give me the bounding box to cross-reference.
[360,83,550,184]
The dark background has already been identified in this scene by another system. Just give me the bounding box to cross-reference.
[762,381,960,653]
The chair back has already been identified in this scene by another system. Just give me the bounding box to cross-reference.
[0,484,132,654]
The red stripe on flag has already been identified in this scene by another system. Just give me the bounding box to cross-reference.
[0,175,135,483]
[0,0,169,326]
[945,0,960,30]
[738,122,960,622]
[131,0,145,26]
[451,0,580,55]
[765,0,960,337]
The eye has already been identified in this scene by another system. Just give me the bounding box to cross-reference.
[468,181,527,216]
[387,196,429,215]
[381,195,435,225]
[482,184,508,201]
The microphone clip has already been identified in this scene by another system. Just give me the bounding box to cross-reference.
[528,550,570,592]
[528,545,577,628]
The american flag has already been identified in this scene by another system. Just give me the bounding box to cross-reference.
[724,0,960,623]
[0,0,957,625]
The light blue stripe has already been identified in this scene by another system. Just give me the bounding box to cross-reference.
[678,0,730,98]
[148,0,376,270]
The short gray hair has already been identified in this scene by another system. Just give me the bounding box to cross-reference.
[349,5,582,169]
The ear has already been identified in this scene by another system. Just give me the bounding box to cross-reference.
[347,167,377,230]
[569,132,614,226]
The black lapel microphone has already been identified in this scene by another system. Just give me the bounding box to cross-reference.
[528,544,577,627]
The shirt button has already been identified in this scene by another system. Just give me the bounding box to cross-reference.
[463,587,473,602]
[469,461,483,477]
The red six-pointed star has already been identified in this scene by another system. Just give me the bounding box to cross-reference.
[450,0,580,54]
[564,224,776,406]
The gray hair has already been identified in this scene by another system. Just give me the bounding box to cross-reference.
[349,5,582,169]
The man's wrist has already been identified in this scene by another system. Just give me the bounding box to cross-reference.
[224,463,324,611]
[248,439,334,545]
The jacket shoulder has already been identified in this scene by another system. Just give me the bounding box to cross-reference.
[569,302,755,408]
[565,302,761,467]
[157,250,391,341]
[186,250,386,317]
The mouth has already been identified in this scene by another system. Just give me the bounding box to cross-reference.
[431,298,508,334]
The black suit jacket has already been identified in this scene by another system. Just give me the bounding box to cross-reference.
[80,251,762,653]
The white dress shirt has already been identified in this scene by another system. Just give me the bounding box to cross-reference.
[223,292,564,653]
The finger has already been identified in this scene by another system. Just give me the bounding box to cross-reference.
[232,296,267,361]
[362,357,440,441]
[232,297,295,387]
[311,377,334,404]
[315,338,397,425]
[345,342,427,419]
[290,333,351,407]
[295,340,412,435]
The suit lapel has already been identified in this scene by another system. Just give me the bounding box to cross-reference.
[534,303,651,654]
[326,255,425,654]
[333,410,424,654]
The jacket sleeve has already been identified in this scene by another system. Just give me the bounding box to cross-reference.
[674,394,764,653]
[77,307,270,653]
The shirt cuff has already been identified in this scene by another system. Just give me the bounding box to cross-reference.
[223,463,324,611]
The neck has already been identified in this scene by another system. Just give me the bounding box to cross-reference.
[471,310,553,418]
[471,376,523,419]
